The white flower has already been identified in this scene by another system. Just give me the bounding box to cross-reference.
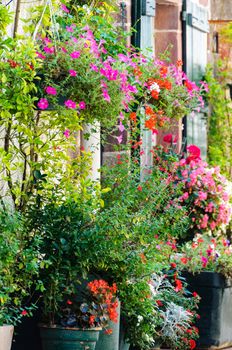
[149,82,160,93]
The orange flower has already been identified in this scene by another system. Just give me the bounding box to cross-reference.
[145,106,154,115]
[176,59,183,67]
[129,112,137,122]
[160,66,168,77]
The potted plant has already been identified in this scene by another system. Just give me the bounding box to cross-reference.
[0,207,43,350]
[174,234,232,348]
[26,197,118,350]
[39,279,118,350]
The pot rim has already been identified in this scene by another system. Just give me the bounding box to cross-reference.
[39,324,102,331]
[0,325,14,328]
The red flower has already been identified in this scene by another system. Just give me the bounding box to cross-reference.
[163,134,177,143]
[189,339,196,349]
[181,257,188,264]
[192,292,198,298]
[67,299,72,305]
[137,185,142,191]
[175,279,183,292]
[21,310,28,316]
[170,262,177,269]
[156,300,163,307]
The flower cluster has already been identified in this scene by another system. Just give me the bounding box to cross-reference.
[175,234,232,278]
[35,13,136,128]
[60,279,118,331]
[153,143,232,235]
[127,59,207,134]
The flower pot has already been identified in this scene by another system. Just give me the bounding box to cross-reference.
[183,271,232,348]
[95,301,120,350]
[0,325,14,350]
[40,325,100,350]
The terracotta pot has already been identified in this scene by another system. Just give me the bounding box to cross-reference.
[0,325,14,350]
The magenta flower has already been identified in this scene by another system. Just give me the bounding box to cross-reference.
[36,52,46,60]
[70,51,80,59]
[63,129,70,138]
[45,86,57,95]
[69,70,77,77]
[201,256,208,268]
[60,3,70,13]
[66,26,74,33]
[90,63,98,72]
[37,98,49,110]
[64,100,76,109]
[79,101,86,110]
[102,89,111,102]
[43,46,55,54]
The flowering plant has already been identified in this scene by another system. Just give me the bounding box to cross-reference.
[175,234,232,278]
[126,58,208,133]
[60,279,118,331]
[33,4,135,129]
[153,143,232,235]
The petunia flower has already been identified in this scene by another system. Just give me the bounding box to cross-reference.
[69,70,77,77]
[43,46,55,54]
[60,3,70,13]
[37,98,49,110]
[64,100,76,109]
[45,86,57,95]
[63,129,70,138]
[70,51,80,59]
[79,101,86,110]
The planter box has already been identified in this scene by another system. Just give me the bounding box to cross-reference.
[183,271,232,349]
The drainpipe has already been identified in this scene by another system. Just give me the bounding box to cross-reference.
[181,0,187,147]
[131,0,142,48]
[13,0,21,37]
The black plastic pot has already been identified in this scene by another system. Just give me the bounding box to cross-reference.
[183,271,232,349]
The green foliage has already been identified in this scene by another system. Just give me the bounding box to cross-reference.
[0,207,44,326]
[0,4,12,36]
[206,62,232,178]
[26,195,102,325]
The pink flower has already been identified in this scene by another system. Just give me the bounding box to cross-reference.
[69,70,77,77]
[63,129,70,138]
[37,98,49,110]
[45,86,57,95]
[70,51,80,59]
[90,63,99,72]
[64,100,76,109]
[36,51,46,60]
[66,26,74,33]
[118,121,125,132]
[102,89,111,102]
[43,46,55,54]
[198,191,207,201]
[201,256,208,268]
[60,3,70,13]
[79,101,86,110]
[21,310,28,316]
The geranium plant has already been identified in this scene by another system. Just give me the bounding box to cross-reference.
[60,279,118,332]
[125,57,208,134]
